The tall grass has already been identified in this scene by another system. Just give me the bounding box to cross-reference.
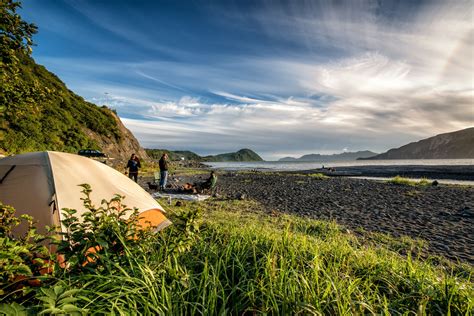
[1,198,473,315]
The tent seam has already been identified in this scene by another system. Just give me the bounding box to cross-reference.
[45,152,61,229]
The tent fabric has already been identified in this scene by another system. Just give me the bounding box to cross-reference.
[0,152,58,236]
[0,151,171,236]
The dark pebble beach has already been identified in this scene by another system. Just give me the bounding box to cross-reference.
[216,173,474,264]
[150,171,474,264]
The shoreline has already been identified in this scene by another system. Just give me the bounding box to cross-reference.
[205,163,474,181]
[298,164,474,181]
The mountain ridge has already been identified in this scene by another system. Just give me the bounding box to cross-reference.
[279,150,378,162]
[146,148,263,162]
[359,128,474,160]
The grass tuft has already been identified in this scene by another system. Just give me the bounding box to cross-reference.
[388,176,431,186]
[307,173,329,180]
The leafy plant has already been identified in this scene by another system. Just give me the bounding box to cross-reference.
[54,184,155,274]
[162,208,200,254]
[0,302,27,315]
[36,282,86,315]
[0,203,51,302]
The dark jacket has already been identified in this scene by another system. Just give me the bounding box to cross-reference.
[127,159,141,173]
[159,157,168,171]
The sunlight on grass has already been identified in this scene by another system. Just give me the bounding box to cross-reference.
[307,173,329,180]
[388,175,431,186]
[2,197,472,314]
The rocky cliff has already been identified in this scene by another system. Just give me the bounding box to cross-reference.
[83,111,149,161]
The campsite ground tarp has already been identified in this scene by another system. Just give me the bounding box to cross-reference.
[152,192,211,201]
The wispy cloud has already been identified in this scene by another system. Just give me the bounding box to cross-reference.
[23,0,473,159]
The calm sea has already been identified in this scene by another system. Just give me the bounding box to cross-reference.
[204,159,474,172]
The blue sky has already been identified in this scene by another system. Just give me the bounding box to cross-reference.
[22,0,473,160]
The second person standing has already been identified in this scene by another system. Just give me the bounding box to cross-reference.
[159,153,169,191]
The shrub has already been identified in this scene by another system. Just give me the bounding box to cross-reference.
[0,202,51,302]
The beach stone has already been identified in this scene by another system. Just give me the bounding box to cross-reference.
[438,210,452,217]
[236,193,247,200]
[457,206,473,218]
[432,180,439,186]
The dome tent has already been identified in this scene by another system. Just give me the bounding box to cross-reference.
[0,151,171,237]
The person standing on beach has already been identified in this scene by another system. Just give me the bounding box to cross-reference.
[159,153,169,191]
[126,153,141,182]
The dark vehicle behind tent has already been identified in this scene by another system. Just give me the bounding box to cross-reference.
[78,149,107,158]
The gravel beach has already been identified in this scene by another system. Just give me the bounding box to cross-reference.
[146,171,474,264]
[220,173,474,263]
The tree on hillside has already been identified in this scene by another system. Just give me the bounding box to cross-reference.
[0,0,37,60]
[0,0,38,149]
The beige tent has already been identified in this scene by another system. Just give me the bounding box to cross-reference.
[0,151,171,236]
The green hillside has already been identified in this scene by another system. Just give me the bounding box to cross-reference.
[202,148,263,162]
[146,148,263,162]
[0,1,124,155]
[1,54,121,154]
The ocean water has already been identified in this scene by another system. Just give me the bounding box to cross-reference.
[204,159,474,172]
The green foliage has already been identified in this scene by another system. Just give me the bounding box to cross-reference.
[162,209,200,254]
[35,282,87,315]
[2,193,473,314]
[0,0,37,63]
[388,176,432,186]
[0,202,51,302]
[1,54,121,154]
[54,184,156,274]
[1,0,38,146]
[0,302,27,315]
[0,1,121,154]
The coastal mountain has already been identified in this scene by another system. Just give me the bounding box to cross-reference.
[202,148,263,162]
[146,148,263,162]
[359,127,474,160]
[0,53,148,160]
[279,150,378,162]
